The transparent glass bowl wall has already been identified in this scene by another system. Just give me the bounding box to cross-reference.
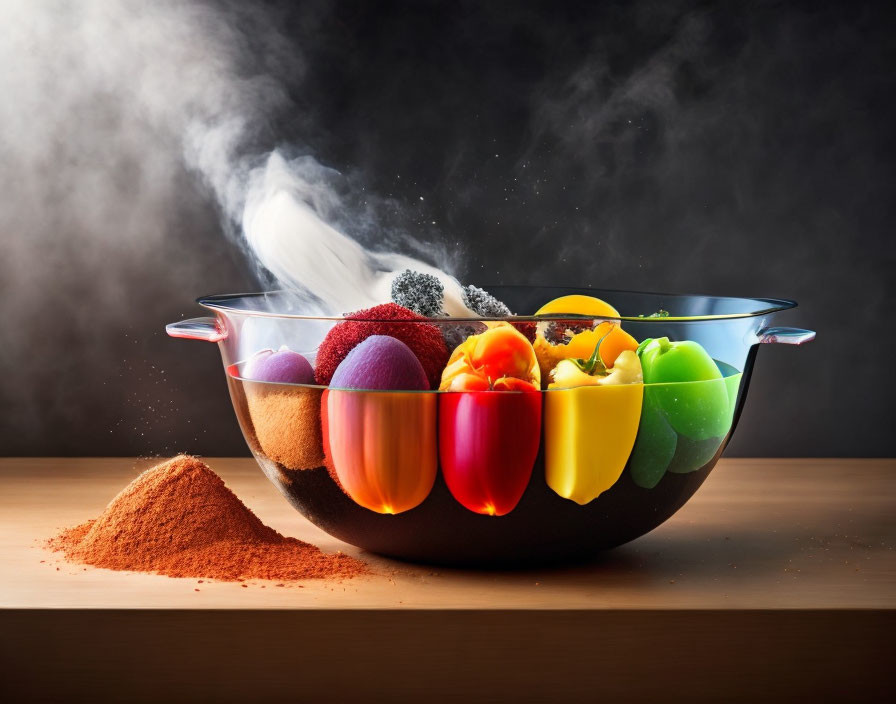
[168,286,813,565]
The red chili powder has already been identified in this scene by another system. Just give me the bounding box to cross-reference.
[46,455,368,582]
[314,302,448,389]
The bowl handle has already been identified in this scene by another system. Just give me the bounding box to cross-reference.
[757,327,815,345]
[165,317,227,342]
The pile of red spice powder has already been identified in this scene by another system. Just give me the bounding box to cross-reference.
[314,302,448,389]
[46,455,368,582]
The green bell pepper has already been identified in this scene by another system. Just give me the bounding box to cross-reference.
[637,337,730,440]
[629,338,741,488]
[629,390,678,489]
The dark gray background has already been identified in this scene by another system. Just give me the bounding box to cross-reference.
[2,0,894,457]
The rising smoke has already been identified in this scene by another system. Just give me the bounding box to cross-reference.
[1,0,287,274]
[0,0,463,451]
[0,0,461,325]
[1,1,891,457]
[243,151,474,316]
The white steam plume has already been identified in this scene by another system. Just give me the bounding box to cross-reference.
[0,0,466,325]
[0,0,471,445]
[243,152,474,316]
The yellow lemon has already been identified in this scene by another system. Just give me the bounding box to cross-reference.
[534,294,620,319]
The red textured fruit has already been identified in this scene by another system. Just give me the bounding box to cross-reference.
[315,303,449,389]
[511,321,537,342]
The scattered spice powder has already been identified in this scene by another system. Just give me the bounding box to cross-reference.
[245,385,325,470]
[46,455,368,582]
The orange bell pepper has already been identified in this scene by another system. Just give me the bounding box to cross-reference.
[322,389,437,514]
[440,323,541,391]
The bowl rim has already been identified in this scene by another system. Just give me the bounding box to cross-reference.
[197,285,797,323]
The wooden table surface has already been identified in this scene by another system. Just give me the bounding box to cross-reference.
[2,457,894,702]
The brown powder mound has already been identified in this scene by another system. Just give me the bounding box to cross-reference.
[46,455,368,582]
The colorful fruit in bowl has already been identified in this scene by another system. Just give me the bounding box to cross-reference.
[438,324,541,516]
[323,336,436,514]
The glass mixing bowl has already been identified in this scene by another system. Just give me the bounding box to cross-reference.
[167,286,814,565]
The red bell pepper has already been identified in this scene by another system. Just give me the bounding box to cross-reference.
[439,390,542,515]
[438,323,542,515]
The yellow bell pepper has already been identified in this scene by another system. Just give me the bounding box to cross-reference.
[534,321,639,386]
[544,331,644,505]
[549,349,643,388]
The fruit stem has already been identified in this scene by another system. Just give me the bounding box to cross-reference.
[571,324,613,376]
